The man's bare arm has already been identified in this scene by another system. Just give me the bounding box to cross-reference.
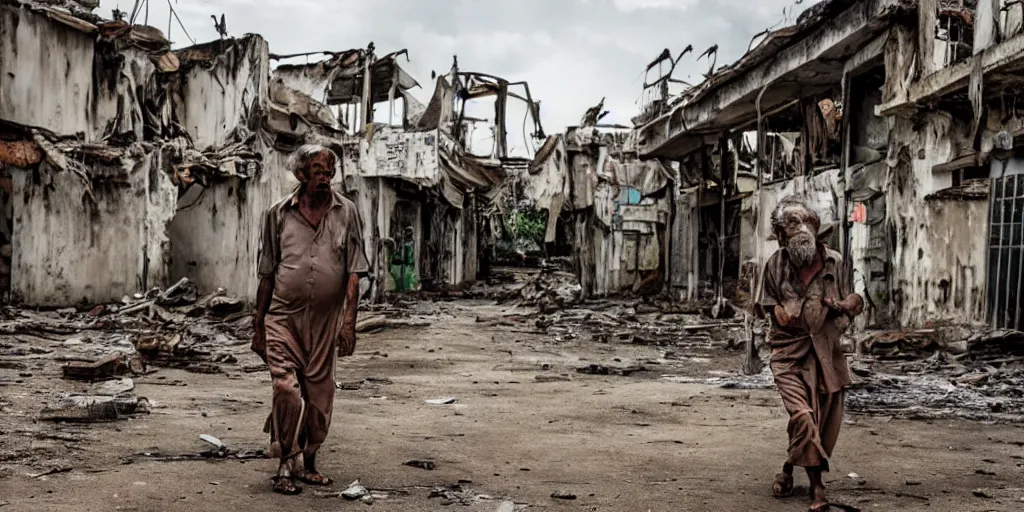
[255,275,275,325]
[338,274,360,356]
[251,275,275,361]
[343,274,359,326]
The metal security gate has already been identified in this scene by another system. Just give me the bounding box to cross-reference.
[987,174,1024,329]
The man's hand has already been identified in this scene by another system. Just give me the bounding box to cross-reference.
[337,322,357,357]
[773,304,793,328]
[251,323,267,363]
[823,293,864,317]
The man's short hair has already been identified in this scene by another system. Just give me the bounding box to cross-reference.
[286,144,339,178]
[770,196,820,237]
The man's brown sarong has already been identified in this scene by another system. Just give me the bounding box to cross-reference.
[769,335,845,470]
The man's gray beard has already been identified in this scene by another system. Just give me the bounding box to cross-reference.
[787,234,817,267]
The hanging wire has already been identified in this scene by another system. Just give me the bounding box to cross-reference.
[129,0,142,24]
[167,0,197,45]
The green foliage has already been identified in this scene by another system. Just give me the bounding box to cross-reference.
[505,208,547,248]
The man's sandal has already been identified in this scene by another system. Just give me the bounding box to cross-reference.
[295,470,333,486]
[272,476,302,495]
[773,473,795,498]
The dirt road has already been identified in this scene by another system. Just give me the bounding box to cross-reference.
[2,300,1022,511]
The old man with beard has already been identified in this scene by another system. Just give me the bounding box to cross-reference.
[251,144,369,495]
[755,197,863,512]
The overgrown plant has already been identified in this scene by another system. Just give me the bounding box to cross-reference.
[505,207,547,249]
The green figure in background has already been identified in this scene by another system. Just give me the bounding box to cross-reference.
[390,226,418,291]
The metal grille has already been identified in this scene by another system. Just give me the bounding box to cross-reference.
[987,174,1024,329]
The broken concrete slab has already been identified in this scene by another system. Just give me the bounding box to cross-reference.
[41,394,150,422]
[61,353,143,382]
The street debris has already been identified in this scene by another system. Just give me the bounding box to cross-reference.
[199,435,224,450]
[62,353,144,382]
[846,327,1024,422]
[342,480,370,500]
[356,315,432,333]
[550,490,577,500]
[41,394,150,422]
[577,364,648,376]
[496,501,517,512]
[429,483,493,506]
[91,378,134,396]
[28,466,72,479]
[426,398,457,405]
[534,374,572,382]
[404,459,436,470]
[135,445,265,462]
[336,377,393,390]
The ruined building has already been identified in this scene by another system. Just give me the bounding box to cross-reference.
[629,0,1024,330]
[0,0,546,306]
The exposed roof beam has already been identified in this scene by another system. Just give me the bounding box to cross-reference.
[637,0,904,158]
[876,31,1024,116]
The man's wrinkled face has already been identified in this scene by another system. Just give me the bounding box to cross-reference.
[778,205,819,267]
[303,152,335,193]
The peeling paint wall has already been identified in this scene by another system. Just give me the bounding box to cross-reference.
[167,146,298,302]
[357,127,440,184]
[11,150,176,306]
[886,112,990,326]
[898,196,989,325]
[174,36,269,150]
[273,66,335,102]
[0,6,142,141]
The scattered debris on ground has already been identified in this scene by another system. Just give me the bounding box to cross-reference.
[403,459,436,470]
[341,480,370,500]
[40,393,150,423]
[429,483,495,506]
[846,327,1024,422]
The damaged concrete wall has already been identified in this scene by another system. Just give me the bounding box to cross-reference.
[273,65,336,102]
[358,127,440,185]
[167,145,298,302]
[0,5,146,141]
[886,112,990,326]
[11,148,176,306]
[174,36,270,150]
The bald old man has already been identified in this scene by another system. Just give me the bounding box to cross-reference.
[251,144,370,495]
[755,197,863,512]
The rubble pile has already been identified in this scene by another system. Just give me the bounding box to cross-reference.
[472,267,582,313]
[846,328,1024,422]
[358,298,452,333]
[472,268,747,372]
[43,278,252,375]
[0,278,251,426]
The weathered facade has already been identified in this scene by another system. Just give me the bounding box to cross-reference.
[513,107,675,299]
[0,0,545,306]
[634,0,1024,330]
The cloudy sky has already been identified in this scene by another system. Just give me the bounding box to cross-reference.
[107,0,819,131]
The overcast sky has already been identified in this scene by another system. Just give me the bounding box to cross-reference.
[107,0,819,131]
